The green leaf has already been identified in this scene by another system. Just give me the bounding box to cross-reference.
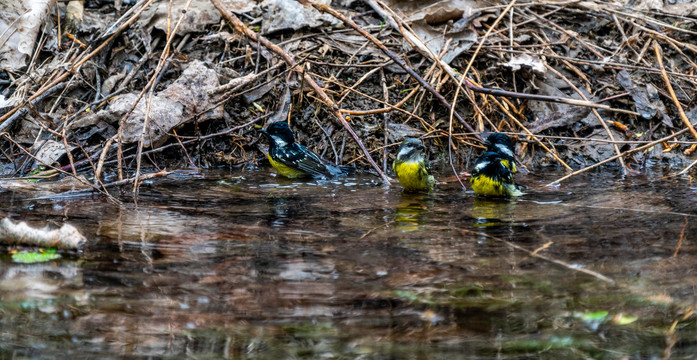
[613,314,638,325]
[12,250,61,264]
[580,310,608,321]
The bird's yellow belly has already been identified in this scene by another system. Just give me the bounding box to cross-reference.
[471,174,520,197]
[268,155,307,178]
[394,162,434,191]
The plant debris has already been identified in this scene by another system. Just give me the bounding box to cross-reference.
[1,0,696,194]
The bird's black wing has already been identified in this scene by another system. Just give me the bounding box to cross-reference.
[498,161,514,183]
[274,143,342,178]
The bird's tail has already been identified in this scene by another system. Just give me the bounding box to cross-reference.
[509,183,525,197]
[339,165,356,175]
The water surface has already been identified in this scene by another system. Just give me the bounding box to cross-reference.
[1,168,696,358]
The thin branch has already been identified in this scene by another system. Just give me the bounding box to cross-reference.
[301,0,481,139]
[133,0,194,193]
[547,127,694,186]
[654,40,697,141]
[544,64,627,174]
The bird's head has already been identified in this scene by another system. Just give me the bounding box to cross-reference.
[473,151,507,176]
[258,121,295,148]
[396,138,426,163]
[485,133,515,159]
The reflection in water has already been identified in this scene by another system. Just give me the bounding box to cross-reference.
[394,192,433,232]
[1,170,697,358]
[0,262,84,301]
[268,195,294,226]
[470,197,517,227]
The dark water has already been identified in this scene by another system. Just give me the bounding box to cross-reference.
[1,168,697,359]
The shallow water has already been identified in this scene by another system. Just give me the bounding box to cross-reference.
[1,168,697,359]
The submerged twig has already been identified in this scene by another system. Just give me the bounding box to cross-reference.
[674,216,688,257]
[32,170,171,200]
[460,229,615,285]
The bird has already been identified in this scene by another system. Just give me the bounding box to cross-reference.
[393,138,435,192]
[257,121,354,179]
[485,133,517,173]
[470,151,523,197]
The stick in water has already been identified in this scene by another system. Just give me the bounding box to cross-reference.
[0,218,86,250]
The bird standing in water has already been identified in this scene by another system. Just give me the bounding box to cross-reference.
[393,138,435,192]
[257,121,354,179]
[471,133,523,197]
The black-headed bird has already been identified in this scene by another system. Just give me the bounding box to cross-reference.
[485,133,517,173]
[393,138,435,192]
[258,121,354,179]
[470,151,523,197]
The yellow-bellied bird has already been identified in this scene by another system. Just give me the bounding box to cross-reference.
[393,138,435,192]
[470,151,523,197]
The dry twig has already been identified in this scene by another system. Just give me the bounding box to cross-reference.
[547,127,695,186]
[300,0,481,139]
[653,41,697,141]
[544,64,627,174]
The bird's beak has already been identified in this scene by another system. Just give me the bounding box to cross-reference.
[481,131,491,145]
[256,128,269,137]
[416,144,425,151]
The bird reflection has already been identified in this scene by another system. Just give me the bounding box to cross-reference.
[471,197,518,227]
[266,195,299,227]
[394,192,434,232]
